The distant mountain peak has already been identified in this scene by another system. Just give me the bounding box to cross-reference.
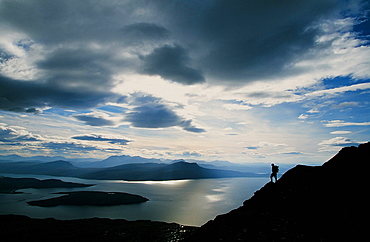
[169,161,203,169]
[92,154,164,168]
[45,160,75,166]
[28,160,78,171]
[170,159,186,163]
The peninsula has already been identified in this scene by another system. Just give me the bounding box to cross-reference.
[27,191,149,207]
[0,176,93,194]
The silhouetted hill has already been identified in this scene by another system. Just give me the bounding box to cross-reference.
[80,161,257,180]
[0,160,81,177]
[0,177,93,193]
[187,142,370,241]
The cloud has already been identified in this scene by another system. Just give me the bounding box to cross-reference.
[298,114,308,120]
[324,120,370,127]
[244,141,288,151]
[223,103,253,111]
[182,151,202,157]
[0,124,121,156]
[0,0,142,45]
[331,101,359,109]
[42,141,100,152]
[330,131,352,134]
[163,0,341,83]
[141,45,205,85]
[181,120,206,133]
[0,75,118,113]
[0,0,369,163]
[282,152,302,155]
[124,93,205,133]
[36,47,116,91]
[307,83,370,98]
[121,22,170,42]
[0,0,368,116]
[0,124,41,143]
[72,134,131,145]
[125,103,205,133]
[318,137,362,147]
[74,114,115,127]
[0,1,132,114]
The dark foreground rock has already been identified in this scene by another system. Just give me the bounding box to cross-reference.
[28,191,149,207]
[0,215,197,242]
[187,142,370,241]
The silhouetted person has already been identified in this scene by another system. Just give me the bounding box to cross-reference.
[270,163,279,182]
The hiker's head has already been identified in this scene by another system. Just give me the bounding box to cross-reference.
[271,163,274,166]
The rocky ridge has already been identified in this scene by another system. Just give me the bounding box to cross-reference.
[187,142,370,241]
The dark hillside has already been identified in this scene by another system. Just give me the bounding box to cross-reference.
[0,215,197,242]
[188,142,370,241]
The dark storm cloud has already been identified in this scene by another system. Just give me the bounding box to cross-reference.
[149,0,342,83]
[37,48,109,72]
[0,1,171,114]
[141,45,205,85]
[122,22,170,42]
[0,75,116,113]
[72,134,131,145]
[125,103,184,128]
[74,114,115,127]
[35,47,118,93]
[125,93,205,133]
[0,0,137,44]
[0,0,360,117]
[0,1,142,114]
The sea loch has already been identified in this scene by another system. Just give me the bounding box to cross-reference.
[0,174,267,226]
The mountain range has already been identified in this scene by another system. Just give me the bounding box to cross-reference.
[0,154,292,174]
[0,160,262,181]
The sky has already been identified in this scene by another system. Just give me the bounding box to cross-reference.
[0,0,370,165]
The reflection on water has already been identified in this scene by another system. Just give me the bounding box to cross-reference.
[110,180,192,186]
[205,193,224,202]
[0,173,267,226]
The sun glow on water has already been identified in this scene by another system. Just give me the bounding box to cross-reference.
[107,179,191,186]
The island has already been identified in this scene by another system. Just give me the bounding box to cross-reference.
[27,191,149,207]
[0,176,93,193]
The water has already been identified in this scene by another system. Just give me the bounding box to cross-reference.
[0,173,267,226]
